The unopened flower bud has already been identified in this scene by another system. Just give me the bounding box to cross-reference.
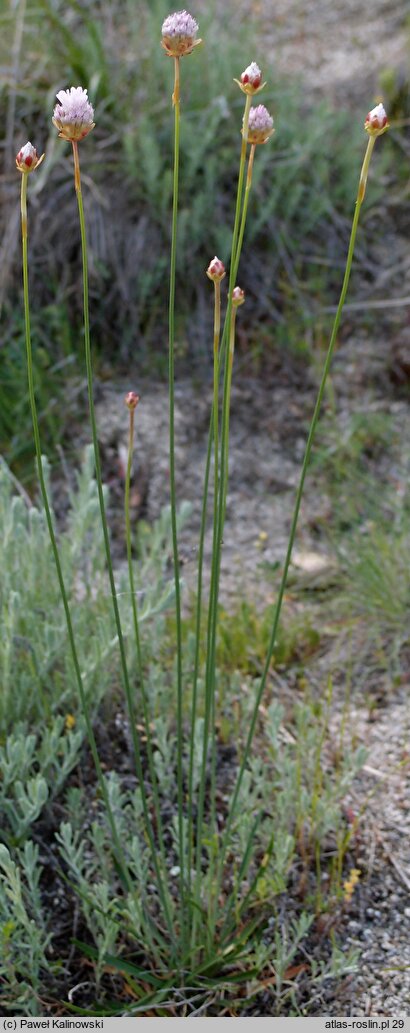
[244,104,274,145]
[234,61,266,95]
[206,256,226,282]
[232,286,245,307]
[242,62,261,88]
[364,102,389,137]
[15,141,44,174]
[125,391,140,411]
[161,10,201,57]
[52,87,95,142]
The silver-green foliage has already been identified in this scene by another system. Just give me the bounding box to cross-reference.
[56,821,123,983]
[55,688,365,997]
[314,413,410,671]
[0,449,112,729]
[0,450,113,844]
[0,841,51,1015]
[0,450,184,844]
[57,773,159,979]
[0,721,84,843]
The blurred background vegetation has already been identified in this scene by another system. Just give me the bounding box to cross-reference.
[0,0,409,473]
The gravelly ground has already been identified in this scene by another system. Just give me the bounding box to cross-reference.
[224,0,408,101]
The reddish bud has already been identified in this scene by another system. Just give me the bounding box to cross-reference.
[206,256,226,282]
[364,102,389,137]
[232,286,245,307]
[235,62,265,96]
[16,141,44,174]
[125,391,140,411]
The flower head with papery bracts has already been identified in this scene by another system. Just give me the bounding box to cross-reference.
[52,87,95,142]
[16,141,44,174]
[161,10,201,57]
[206,256,226,282]
[125,391,140,411]
[232,286,245,307]
[244,104,274,145]
[365,102,389,137]
[234,61,266,96]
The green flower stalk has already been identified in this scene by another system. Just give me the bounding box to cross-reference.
[204,101,274,718]
[221,286,245,520]
[190,78,273,951]
[166,51,185,941]
[18,142,137,907]
[191,81,263,727]
[187,256,226,880]
[207,257,226,611]
[209,105,390,936]
[161,10,201,952]
[123,391,170,892]
[53,88,175,945]
[204,285,245,936]
[124,391,143,690]
[192,282,246,947]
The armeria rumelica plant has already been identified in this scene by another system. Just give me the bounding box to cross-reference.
[16,6,390,1001]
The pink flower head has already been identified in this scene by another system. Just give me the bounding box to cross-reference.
[161,10,201,57]
[232,286,245,307]
[206,256,226,282]
[125,391,140,411]
[245,104,274,145]
[15,141,44,174]
[52,87,95,142]
[235,61,265,95]
[364,102,389,137]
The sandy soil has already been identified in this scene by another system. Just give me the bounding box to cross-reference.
[227,0,408,102]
